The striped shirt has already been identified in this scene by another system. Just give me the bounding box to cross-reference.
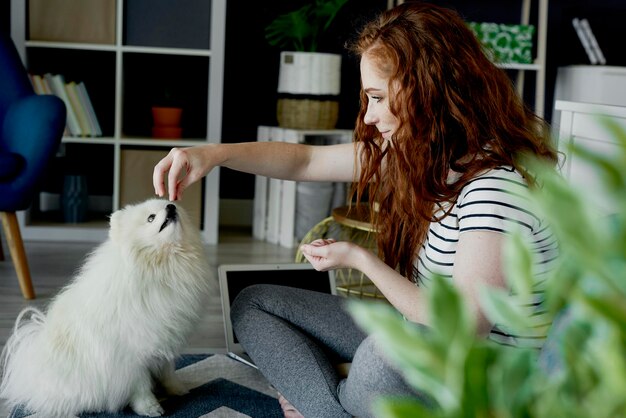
[414,166,559,348]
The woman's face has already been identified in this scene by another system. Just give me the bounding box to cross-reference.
[360,54,399,141]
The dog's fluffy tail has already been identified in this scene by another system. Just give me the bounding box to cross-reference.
[0,307,46,411]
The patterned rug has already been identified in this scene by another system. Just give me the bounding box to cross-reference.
[9,354,282,418]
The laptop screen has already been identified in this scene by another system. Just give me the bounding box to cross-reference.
[218,263,336,356]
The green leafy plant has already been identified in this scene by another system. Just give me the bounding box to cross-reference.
[265,0,349,52]
[349,115,626,417]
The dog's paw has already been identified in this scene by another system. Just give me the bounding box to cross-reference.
[130,395,165,417]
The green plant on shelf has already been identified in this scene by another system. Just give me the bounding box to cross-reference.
[265,0,349,52]
[349,115,626,417]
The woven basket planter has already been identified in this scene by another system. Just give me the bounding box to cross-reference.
[276,51,341,130]
[277,98,339,130]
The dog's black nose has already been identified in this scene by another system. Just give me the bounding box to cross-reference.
[160,204,178,232]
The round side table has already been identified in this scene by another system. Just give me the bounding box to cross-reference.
[295,204,386,301]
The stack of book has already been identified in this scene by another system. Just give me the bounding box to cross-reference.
[29,73,103,138]
[572,18,606,65]
[253,126,353,248]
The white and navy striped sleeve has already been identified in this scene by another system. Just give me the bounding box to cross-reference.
[456,166,540,237]
[414,167,559,349]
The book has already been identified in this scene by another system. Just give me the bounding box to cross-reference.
[277,127,300,248]
[44,73,82,136]
[29,74,44,95]
[40,74,54,95]
[252,126,270,241]
[31,73,70,136]
[29,74,53,95]
[572,18,599,65]
[66,81,91,136]
[76,81,102,137]
[580,18,606,65]
[253,126,353,247]
[265,128,283,245]
[254,126,295,246]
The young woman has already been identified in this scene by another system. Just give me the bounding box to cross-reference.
[153,3,559,417]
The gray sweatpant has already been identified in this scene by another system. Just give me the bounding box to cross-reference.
[230,284,428,418]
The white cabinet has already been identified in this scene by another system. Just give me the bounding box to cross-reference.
[10,0,225,244]
[552,65,626,126]
[555,100,626,216]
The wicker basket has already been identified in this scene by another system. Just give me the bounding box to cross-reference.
[277,98,339,130]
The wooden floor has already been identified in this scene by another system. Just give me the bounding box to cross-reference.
[0,228,297,416]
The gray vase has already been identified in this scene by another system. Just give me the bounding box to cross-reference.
[61,174,89,223]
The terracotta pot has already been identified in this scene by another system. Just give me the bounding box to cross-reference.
[152,126,183,139]
[151,106,182,139]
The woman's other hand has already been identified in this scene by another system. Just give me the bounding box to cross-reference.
[300,239,366,271]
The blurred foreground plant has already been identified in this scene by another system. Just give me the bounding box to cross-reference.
[349,115,626,418]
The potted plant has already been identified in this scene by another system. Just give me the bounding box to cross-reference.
[348,116,626,417]
[265,0,349,130]
[265,0,349,52]
[151,85,183,139]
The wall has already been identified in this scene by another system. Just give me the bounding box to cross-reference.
[1,2,9,35]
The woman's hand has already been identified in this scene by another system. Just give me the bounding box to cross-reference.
[299,239,366,271]
[153,145,214,201]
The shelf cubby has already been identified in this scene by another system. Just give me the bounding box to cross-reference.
[11,0,225,243]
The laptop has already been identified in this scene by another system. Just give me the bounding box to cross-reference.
[218,262,337,368]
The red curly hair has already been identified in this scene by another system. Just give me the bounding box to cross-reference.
[348,2,557,279]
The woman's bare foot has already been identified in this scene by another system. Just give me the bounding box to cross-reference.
[278,394,305,418]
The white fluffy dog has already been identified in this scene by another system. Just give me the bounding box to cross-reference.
[0,199,213,417]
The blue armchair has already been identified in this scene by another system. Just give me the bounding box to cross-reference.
[0,32,66,299]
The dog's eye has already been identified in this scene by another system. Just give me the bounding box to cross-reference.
[147,214,156,223]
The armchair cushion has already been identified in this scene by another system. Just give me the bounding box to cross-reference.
[0,94,66,210]
[0,152,25,180]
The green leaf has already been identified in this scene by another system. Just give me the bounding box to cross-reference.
[265,8,312,50]
[429,275,475,346]
[479,287,534,332]
[579,293,626,334]
[503,229,535,299]
[488,347,538,417]
[348,300,459,410]
[459,345,497,417]
[265,0,349,51]
[372,396,440,418]
[598,114,626,165]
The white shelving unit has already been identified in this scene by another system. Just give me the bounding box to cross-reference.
[10,0,226,244]
[515,0,548,118]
